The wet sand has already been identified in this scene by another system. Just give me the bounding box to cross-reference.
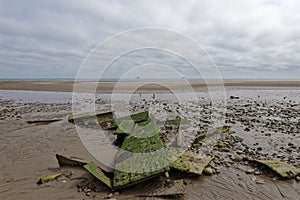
[1,102,299,200]
[0,83,300,199]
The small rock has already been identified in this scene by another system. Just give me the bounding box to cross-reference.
[233,156,243,162]
[236,150,244,155]
[255,179,265,184]
[183,179,193,185]
[204,167,214,176]
[113,191,120,196]
[86,192,91,196]
[225,163,232,168]
[295,176,300,181]
[288,143,294,147]
[257,147,262,151]
[103,193,113,199]
[246,169,256,174]
[254,171,262,175]
[244,127,251,132]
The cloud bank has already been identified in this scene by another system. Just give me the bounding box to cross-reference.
[0,0,299,79]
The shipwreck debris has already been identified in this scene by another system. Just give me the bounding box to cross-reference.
[100,111,149,130]
[83,162,112,189]
[169,151,214,176]
[37,173,62,185]
[26,118,62,125]
[113,117,169,188]
[39,110,261,197]
[56,154,87,167]
[68,111,114,127]
[254,160,300,179]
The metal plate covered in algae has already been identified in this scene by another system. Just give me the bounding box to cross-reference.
[113,117,170,188]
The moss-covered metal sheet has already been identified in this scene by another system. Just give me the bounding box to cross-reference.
[68,111,114,127]
[68,112,90,122]
[169,151,214,175]
[113,117,169,188]
[55,154,87,167]
[137,179,185,197]
[255,160,300,179]
[100,111,149,130]
[158,116,190,129]
[83,162,112,188]
[115,120,135,134]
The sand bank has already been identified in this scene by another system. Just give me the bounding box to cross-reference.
[0,80,299,93]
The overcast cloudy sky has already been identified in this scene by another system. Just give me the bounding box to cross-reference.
[0,0,299,79]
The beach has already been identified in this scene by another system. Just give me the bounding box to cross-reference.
[0,80,299,200]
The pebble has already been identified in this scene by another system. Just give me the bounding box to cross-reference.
[296,176,300,181]
[204,167,214,175]
[254,171,262,175]
[85,192,91,196]
[236,150,244,155]
[257,147,263,151]
[103,193,113,199]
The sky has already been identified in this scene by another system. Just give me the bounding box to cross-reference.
[0,0,299,80]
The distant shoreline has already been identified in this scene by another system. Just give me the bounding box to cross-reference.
[0,80,299,93]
